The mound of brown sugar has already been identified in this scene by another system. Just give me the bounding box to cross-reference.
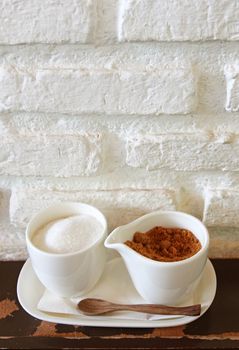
[124,226,201,262]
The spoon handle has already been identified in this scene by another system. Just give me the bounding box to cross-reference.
[124,303,201,316]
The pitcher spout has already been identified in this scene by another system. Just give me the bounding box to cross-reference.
[104,226,127,253]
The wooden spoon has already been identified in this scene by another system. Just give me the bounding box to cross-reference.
[78,298,201,316]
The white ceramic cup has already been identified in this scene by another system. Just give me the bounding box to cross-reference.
[105,211,209,305]
[26,202,107,298]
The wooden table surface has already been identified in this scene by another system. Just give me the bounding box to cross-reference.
[0,259,239,349]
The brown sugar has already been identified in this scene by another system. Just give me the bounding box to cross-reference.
[124,226,202,262]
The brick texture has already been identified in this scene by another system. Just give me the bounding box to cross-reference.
[0,64,197,115]
[225,64,239,112]
[0,134,103,177]
[119,0,239,41]
[203,189,239,226]
[0,0,95,44]
[126,135,239,171]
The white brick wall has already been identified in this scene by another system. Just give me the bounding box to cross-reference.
[0,0,95,44]
[225,63,239,112]
[0,64,197,114]
[0,0,239,259]
[0,133,103,176]
[126,134,239,171]
[119,0,239,41]
[203,189,239,226]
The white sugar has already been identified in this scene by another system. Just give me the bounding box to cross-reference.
[32,214,104,254]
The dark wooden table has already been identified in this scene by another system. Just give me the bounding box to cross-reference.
[0,259,239,349]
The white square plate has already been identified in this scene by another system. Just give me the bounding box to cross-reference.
[17,257,216,328]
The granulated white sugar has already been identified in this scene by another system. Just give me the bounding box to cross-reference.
[32,215,104,254]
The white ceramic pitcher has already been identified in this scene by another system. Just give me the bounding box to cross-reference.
[105,211,209,305]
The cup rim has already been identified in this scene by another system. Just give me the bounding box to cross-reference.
[26,202,108,257]
[105,210,209,266]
